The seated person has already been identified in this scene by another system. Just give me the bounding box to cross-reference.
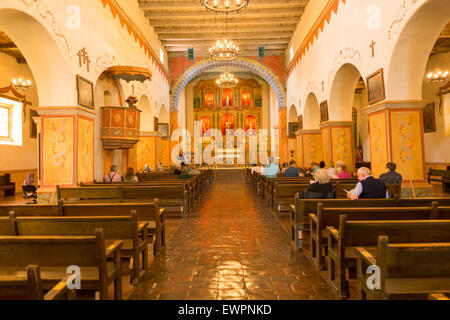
[306,162,319,177]
[285,160,300,177]
[379,162,403,184]
[156,162,165,172]
[326,164,338,179]
[347,167,389,200]
[174,164,182,175]
[189,165,201,175]
[264,158,280,178]
[251,164,259,174]
[23,173,37,203]
[142,164,151,173]
[103,165,122,183]
[337,164,353,179]
[281,163,289,175]
[319,161,326,170]
[298,169,336,199]
[180,165,191,179]
[124,167,139,182]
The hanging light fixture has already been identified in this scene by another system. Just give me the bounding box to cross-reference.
[216,72,239,88]
[209,39,239,61]
[426,67,449,83]
[11,60,32,91]
[201,0,249,14]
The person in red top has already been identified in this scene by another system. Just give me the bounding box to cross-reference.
[337,164,353,179]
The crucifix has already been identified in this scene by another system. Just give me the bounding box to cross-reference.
[131,84,135,95]
[369,41,376,58]
[77,47,91,72]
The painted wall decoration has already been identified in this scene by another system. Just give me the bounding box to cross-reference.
[368,111,389,177]
[423,102,436,133]
[320,100,329,123]
[193,89,201,109]
[42,117,74,186]
[76,75,95,109]
[254,87,262,107]
[367,69,386,105]
[221,113,235,135]
[245,115,257,136]
[331,127,354,172]
[77,117,94,184]
[390,111,424,181]
[289,122,299,138]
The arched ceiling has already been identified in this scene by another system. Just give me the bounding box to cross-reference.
[138,0,310,58]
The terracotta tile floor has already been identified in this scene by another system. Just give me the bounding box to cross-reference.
[129,171,335,300]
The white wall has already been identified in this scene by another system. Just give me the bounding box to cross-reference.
[0,53,38,171]
[422,52,450,163]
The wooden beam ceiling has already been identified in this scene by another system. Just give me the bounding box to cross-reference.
[139,0,309,58]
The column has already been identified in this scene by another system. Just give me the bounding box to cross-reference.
[320,121,355,172]
[296,130,323,168]
[37,106,95,204]
[366,101,426,181]
[169,108,179,164]
[278,107,289,164]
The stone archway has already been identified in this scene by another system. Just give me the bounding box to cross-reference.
[171,57,286,110]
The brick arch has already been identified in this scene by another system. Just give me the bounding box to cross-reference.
[171,57,286,110]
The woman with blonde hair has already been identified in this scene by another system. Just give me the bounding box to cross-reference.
[298,169,336,199]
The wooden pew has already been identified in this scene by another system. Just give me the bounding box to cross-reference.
[0,229,123,299]
[61,202,165,257]
[11,211,149,284]
[328,217,450,299]
[0,265,75,300]
[356,236,450,300]
[429,293,450,300]
[310,204,437,271]
[289,197,450,251]
[427,168,450,193]
[0,202,165,257]
[0,216,14,236]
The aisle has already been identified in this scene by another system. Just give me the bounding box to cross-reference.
[129,171,334,300]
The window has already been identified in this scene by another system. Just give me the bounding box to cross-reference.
[0,106,10,138]
[160,48,164,64]
[0,97,22,146]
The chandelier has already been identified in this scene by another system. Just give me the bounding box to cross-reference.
[11,78,32,90]
[426,68,449,83]
[201,0,249,14]
[209,39,239,61]
[216,72,238,88]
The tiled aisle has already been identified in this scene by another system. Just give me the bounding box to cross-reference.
[129,171,334,300]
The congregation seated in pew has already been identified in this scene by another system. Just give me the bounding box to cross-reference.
[104,165,122,183]
[285,160,301,178]
[124,167,139,183]
[379,162,403,185]
[298,169,336,200]
[347,167,389,200]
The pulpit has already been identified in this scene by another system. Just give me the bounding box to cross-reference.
[101,106,141,149]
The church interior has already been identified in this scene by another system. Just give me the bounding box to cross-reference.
[0,0,449,301]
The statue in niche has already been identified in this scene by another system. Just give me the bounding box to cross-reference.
[225,96,230,107]
[222,89,233,107]
[226,119,233,130]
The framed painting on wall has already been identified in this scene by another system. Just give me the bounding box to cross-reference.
[423,102,436,133]
[320,100,329,123]
[366,68,386,105]
[29,109,39,138]
[158,123,169,138]
[76,75,95,109]
[298,115,303,130]
[289,122,299,138]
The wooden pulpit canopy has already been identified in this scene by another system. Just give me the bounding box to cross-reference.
[105,66,152,83]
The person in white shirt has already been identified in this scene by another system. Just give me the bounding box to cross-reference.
[326,164,338,179]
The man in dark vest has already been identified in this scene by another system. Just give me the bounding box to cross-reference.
[347,167,388,200]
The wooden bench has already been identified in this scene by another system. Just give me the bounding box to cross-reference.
[10,211,149,284]
[356,236,450,300]
[290,197,450,251]
[0,265,75,300]
[427,168,450,193]
[0,202,165,257]
[310,204,437,271]
[328,217,450,299]
[429,293,450,300]
[0,174,15,197]
[0,229,123,299]
[59,185,189,217]
[0,216,14,236]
